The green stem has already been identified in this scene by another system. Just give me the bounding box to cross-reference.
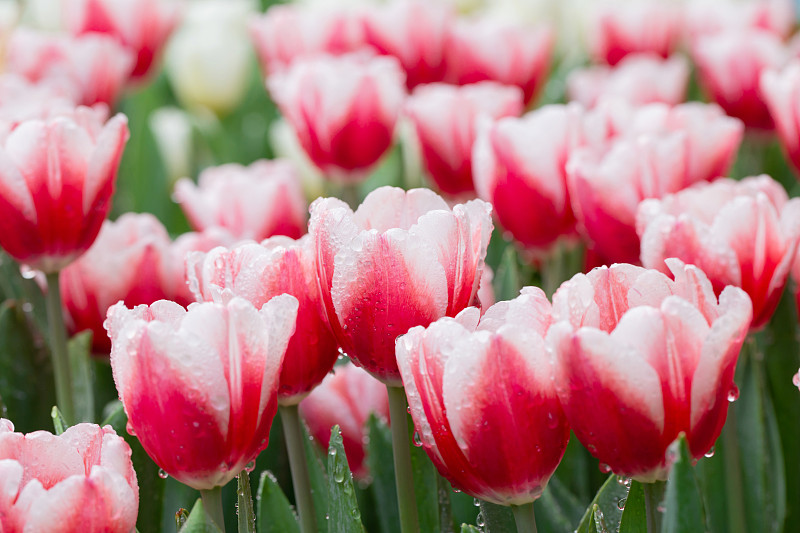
[279,404,318,533]
[511,502,538,533]
[387,385,420,533]
[643,481,666,533]
[237,470,256,533]
[200,486,226,532]
[45,272,75,424]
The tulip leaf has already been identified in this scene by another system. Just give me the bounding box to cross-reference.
[493,245,522,302]
[576,475,628,533]
[366,414,401,533]
[409,416,444,532]
[0,300,54,433]
[67,330,95,423]
[663,435,705,533]
[618,481,646,533]
[534,474,585,531]
[256,471,300,533]
[301,421,330,533]
[238,471,256,533]
[51,406,68,435]
[478,501,515,532]
[327,425,365,533]
[180,498,223,533]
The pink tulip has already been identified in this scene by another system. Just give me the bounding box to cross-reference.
[0,111,129,273]
[299,363,390,480]
[549,260,752,481]
[250,4,364,75]
[477,266,495,313]
[267,54,406,180]
[794,369,800,390]
[405,81,524,196]
[0,419,138,532]
[685,0,794,44]
[63,0,181,81]
[761,61,800,178]
[361,0,451,89]
[106,295,298,490]
[567,54,689,108]
[166,227,237,304]
[692,29,787,130]
[397,289,569,504]
[443,19,553,105]
[6,29,135,107]
[588,1,683,66]
[473,103,584,252]
[60,213,175,353]
[174,159,307,242]
[637,175,800,330]
[309,186,492,384]
[0,74,86,136]
[187,237,339,404]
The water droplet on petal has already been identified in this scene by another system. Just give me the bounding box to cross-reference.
[727,384,740,402]
[599,463,612,474]
[473,498,480,507]
[245,461,256,472]
[125,422,136,436]
[412,431,423,447]
[704,446,715,458]
[158,469,169,479]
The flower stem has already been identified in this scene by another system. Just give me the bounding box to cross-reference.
[387,385,420,533]
[200,486,226,532]
[237,470,256,533]
[279,404,318,533]
[643,481,666,533]
[511,502,538,533]
[45,271,75,424]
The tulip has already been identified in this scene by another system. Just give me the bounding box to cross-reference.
[443,18,553,105]
[405,81,523,196]
[549,259,752,481]
[361,0,451,89]
[187,238,339,404]
[0,419,139,532]
[0,74,86,137]
[761,61,800,178]
[299,363,390,480]
[267,53,406,180]
[587,0,682,65]
[396,289,569,510]
[794,369,800,390]
[566,53,689,108]
[60,213,175,353]
[685,0,794,44]
[0,110,129,273]
[309,186,492,384]
[165,227,237,305]
[106,295,298,491]
[473,103,583,253]
[250,4,364,75]
[174,160,307,242]
[5,29,135,107]
[637,175,800,330]
[165,0,254,115]
[691,29,787,130]
[63,0,181,81]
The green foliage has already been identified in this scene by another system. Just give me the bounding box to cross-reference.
[663,436,706,533]
[326,426,365,533]
[256,471,300,533]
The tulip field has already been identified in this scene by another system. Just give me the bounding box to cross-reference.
[2,0,800,532]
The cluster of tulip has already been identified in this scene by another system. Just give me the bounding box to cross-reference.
[0,0,799,532]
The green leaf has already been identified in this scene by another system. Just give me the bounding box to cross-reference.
[409,417,443,532]
[493,245,522,302]
[478,501,515,533]
[663,435,705,533]
[51,406,68,435]
[67,330,94,423]
[618,481,646,533]
[534,473,585,531]
[0,300,54,432]
[326,425,365,533]
[460,525,482,533]
[180,498,223,533]
[238,471,256,533]
[366,415,401,533]
[576,475,629,533]
[301,421,330,533]
[256,471,300,533]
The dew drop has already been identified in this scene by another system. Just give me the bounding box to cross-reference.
[334,469,345,483]
[453,488,462,494]
[793,372,800,389]
[406,406,411,414]
[351,508,361,520]
[245,461,256,473]
[21,268,36,280]
[704,446,715,458]
[329,448,337,457]
[412,431,423,447]
[599,463,612,474]
[125,422,136,436]
[473,498,480,507]
[727,384,739,402]
[476,513,485,527]
[158,469,169,479]
[616,476,632,488]
[617,497,627,510]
